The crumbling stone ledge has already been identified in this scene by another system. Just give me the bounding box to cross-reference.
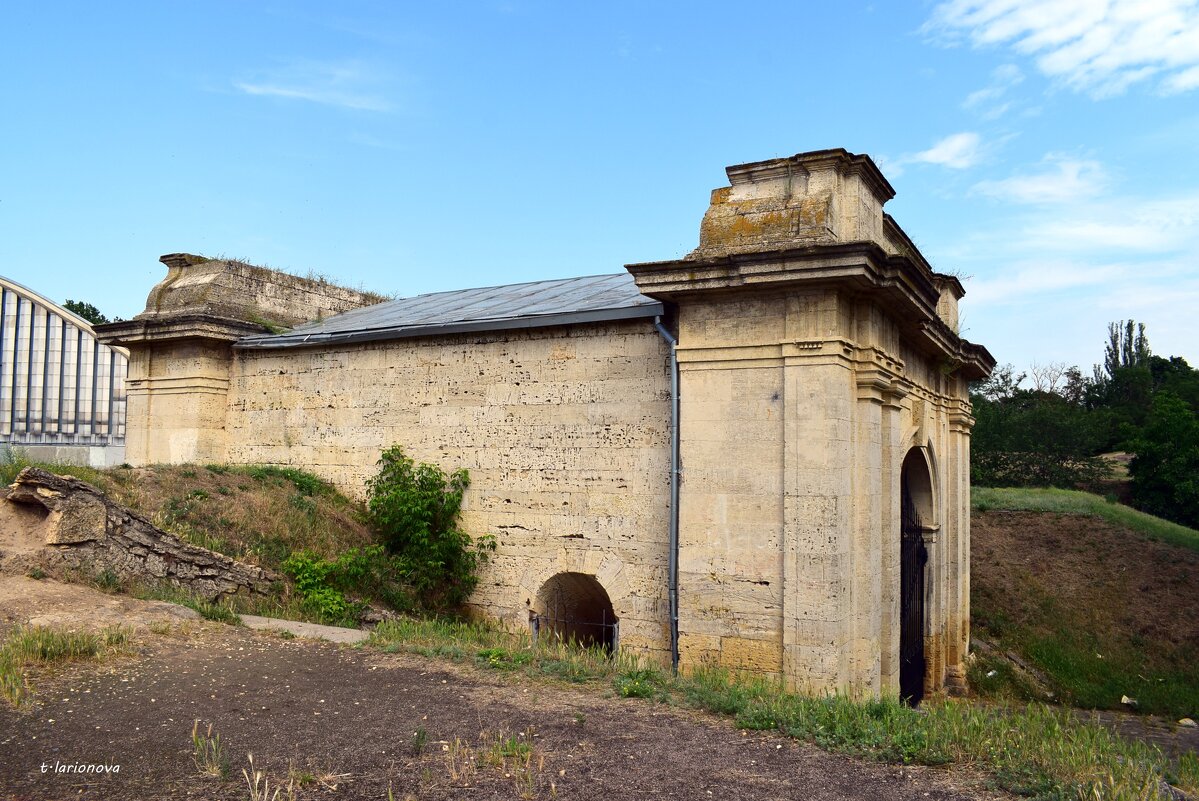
[6,467,277,600]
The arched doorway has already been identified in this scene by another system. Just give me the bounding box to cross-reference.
[900,448,933,705]
[531,572,618,653]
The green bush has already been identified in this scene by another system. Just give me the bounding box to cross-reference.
[281,550,364,625]
[365,446,495,610]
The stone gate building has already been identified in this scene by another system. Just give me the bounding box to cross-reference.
[98,149,994,701]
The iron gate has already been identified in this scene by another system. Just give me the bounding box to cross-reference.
[899,486,928,705]
[529,609,618,654]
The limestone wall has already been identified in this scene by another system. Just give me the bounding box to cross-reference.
[223,320,674,659]
[651,281,975,697]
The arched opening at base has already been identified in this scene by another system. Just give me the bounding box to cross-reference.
[532,572,618,653]
[899,448,933,706]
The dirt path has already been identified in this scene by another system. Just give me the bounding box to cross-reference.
[0,625,1008,801]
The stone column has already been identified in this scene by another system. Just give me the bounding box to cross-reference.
[98,318,264,465]
[944,404,975,694]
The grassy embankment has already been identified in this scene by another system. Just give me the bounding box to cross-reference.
[0,455,380,625]
[970,487,1199,719]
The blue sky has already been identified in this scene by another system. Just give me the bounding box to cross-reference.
[2,1,1197,373]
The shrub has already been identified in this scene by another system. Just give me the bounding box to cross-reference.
[365,446,495,610]
[281,550,362,625]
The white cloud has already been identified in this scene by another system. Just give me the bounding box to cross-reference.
[963,63,1025,117]
[925,0,1199,97]
[912,132,984,168]
[973,155,1107,203]
[1021,193,1199,251]
[235,60,394,111]
[967,259,1128,304]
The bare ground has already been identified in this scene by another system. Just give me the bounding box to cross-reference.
[0,623,1010,801]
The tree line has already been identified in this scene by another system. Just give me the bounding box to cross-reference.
[971,321,1199,528]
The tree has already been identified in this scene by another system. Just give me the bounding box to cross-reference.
[1126,392,1199,528]
[63,300,120,326]
[1102,319,1150,378]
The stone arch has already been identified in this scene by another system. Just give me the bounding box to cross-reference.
[533,572,618,652]
[899,446,935,705]
[902,446,936,525]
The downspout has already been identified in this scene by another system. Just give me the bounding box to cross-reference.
[653,315,680,674]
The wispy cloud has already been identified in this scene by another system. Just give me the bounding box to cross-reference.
[913,132,984,169]
[967,259,1129,305]
[924,0,1199,98]
[973,154,1107,204]
[1021,193,1199,251]
[963,63,1024,118]
[235,59,395,111]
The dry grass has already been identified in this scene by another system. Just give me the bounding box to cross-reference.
[70,463,373,574]
[0,625,129,706]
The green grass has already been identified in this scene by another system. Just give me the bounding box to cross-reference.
[365,616,1197,800]
[0,448,115,487]
[0,625,129,706]
[971,486,1199,717]
[972,486,1199,553]
[134,585,243,625]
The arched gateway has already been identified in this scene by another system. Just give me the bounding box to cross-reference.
[900,448,935,705]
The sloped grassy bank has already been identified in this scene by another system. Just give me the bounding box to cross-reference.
[970,488,1199,718]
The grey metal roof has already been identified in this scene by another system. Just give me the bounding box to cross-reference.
[235,272,664,350]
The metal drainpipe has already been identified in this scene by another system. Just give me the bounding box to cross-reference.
[653,315,680,674]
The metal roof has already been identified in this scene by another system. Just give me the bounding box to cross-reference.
[235,272,664,350]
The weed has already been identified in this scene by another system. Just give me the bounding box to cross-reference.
[25,567,46,580]
[191,720,228,778]
[242,465,332,497]
[477,647,533,670]
[444,737,477,785]
[411,725,428,756]
[614,668,664,699]
[486,731,533,765]
[93,568,122,593]
[243,752,294,801]
[181,469,196,478]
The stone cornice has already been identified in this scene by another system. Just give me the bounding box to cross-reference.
[94,314,270,347]
[627,242,995,380]
[727,149,896,205]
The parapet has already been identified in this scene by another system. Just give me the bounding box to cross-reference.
[140,254,384,329]
[689,148,897,260]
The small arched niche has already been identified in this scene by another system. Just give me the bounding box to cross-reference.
[532,572,618,653]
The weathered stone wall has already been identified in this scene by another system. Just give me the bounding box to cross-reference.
[144,253,383,328]
[223,321,674,660]
[5,467,276,600]
[661,286,973,696]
